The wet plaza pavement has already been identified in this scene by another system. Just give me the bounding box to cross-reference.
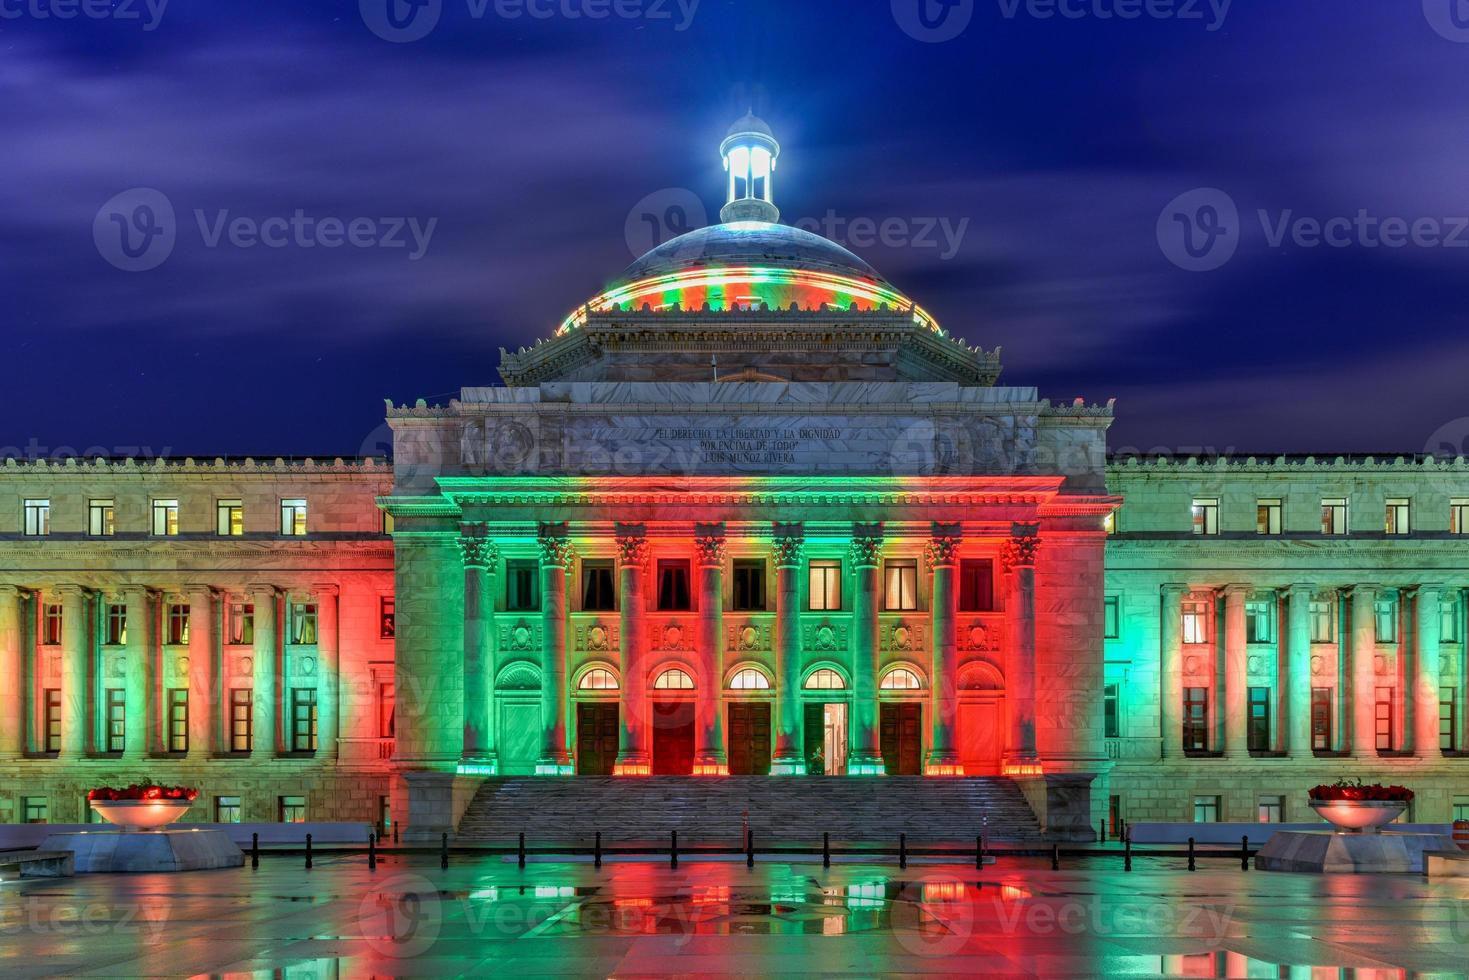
[1,854,1467,978]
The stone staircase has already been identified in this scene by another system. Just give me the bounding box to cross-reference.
[456,776,1044,844]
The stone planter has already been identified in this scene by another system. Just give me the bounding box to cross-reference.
[89,800,193,833]
[1309,799,1408,834]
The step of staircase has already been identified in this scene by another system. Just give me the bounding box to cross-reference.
[456,776,1044,844]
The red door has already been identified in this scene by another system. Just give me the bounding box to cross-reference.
[959,700,1002,775]
[652,701,695,775]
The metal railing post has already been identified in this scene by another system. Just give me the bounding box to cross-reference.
[823,832,830,869]
[368,833,377,871]
[746,829,754,868]
[594,831,602,869]
[1242,836,1250,871]
[305,834,313,870]
[251,832,259,870]
[518,832,526,869]
[670,830,678,870]
[1187,837,1196,872]
[899,834,907,870]
[440,833,448,870]
[1050,843,1059,871]
[1124,831,1132,872]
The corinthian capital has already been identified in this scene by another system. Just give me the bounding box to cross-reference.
[1001,524,1041,571]
[537,534,576,571]
[458,533,499,570]
[925,524,962,569]
[694,527,727,568]
[616,524,649,567]
[848,528,884,568]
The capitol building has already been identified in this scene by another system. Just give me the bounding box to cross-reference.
[2,116,1466,840]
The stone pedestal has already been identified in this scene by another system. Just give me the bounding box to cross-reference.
[39,830,243,873]
[1255,830,1458,874]
[1018,773,1098,842]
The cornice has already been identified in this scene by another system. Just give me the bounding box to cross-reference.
[0,456,388,475]
[1108,454,1469,473]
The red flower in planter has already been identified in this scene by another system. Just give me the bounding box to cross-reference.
[88,782,200,803]
[1308,780,1414,803]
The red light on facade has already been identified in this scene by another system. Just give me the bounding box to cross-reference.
[613,762,651,776]
[1003,763,1044,777]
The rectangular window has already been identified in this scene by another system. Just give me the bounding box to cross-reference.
[104,603,127,646]
[884,560,918,611]
[1103,511,1117,535]
[1183,687,1209,751]
[1103,596,1121,640]
[217,499,244,537]
[1321,497,1349,535]
[378,682,395,739]
[1441,688,1457,753]
[1245,600,1273,644]
[229,602,255,646]
[280,498,307,536]
[215,796,242,824]
[1191,498,1219,535]
[1452,797,1469,822]
[1309,599,1335,644]
[1375,596,1398,644]
[1311,687,1333,751]
[581,560,617,612]
[279,796,307,823]
[167,689,189,753]
[43,689,61,753]
[1452,499,1469,535]
[505,560,539,612]
[1103,682,1120,739]
[1258,795,1285,824]
[1385,498,1411,535]
[1192,795,1221,823]
[1247,687,1271,752]
[166,603,190,646]
[731,560,766,612]
[1442,595,1461,643]
[656,559,691,611]
[1182,600,1209,645]
[89,499,115,537]
[290,603,318,645]
[382,511,395,535]
[809,560,842,611]
[1375,687,1394,752]
[22,498,50,536]
[379,597,395,639]
[105,688,126,753]
[230,689,253,753]
[152,498,180,536]
[1256,499,1282,535]
[958,559,995,612]
[42,603,62,646]
[291,689,318,752]
[22,797,47,824]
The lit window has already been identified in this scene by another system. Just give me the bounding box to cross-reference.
[379,597,396,639]
[1103,596,1121,640]
[166,603,190,646]
[167,689,189,753]
[1452,499,1469,535]
[280,499,307,536]
[1256,499,1282,535]
[279,796,307,823]
[89,499,115,537]
[1192,795,1220,823]
[884,560,918,611]
[230,689,253,752]
[217,499,243,537]
[1442,688,1457,753]
[1453,795,1469,823]
[291,689,318,752]
[105,688,126,753]
[1374,595,1398,644]
[1309,599,1335,643]
[229,602,255,646]
[22,797,48,824]
[1182,600,1209,645]
[23,499,50,536]
[152,499,179,536]
[1245,600,1273,644]
[382,511,395,534]
[578,668,619,690]
[1321,498,1349,535]
[728,668,770,690]
[104,604,127,646]
[43,689,60,753]
[880,668,922,690]
[1103,683,1120,738]
[1385,498,1411,535]
[1375,687,1395,752]
[1311,688,1333,751]
[1191,498,1219,535]
[215,796,242,823]
[804,668,846,690]
[809,560,841,611]
[291,603,318,645]
[653,668,694,690]
[1183,687,1208,751]
[42,603,63,646]
[1103,510,1117,535]
[1248,687,1271,752]
[1258,796,1284,824]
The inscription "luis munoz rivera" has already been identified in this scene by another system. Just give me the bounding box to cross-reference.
[651,427,842,465]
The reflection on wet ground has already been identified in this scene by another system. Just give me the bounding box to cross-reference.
[0,855,1465,977]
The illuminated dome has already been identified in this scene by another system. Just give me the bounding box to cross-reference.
[619,221,884,285]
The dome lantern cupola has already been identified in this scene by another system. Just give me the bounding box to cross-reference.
[720,112,780,224]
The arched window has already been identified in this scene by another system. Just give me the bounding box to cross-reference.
[578,668,618,691]
[653,668,695,690]
[880,668,923,690]
[728,668,771,690]
[803,668,846,690]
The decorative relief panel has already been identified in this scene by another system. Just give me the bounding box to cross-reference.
[653,621,690,652]
[803,622,848,653]
[237,656,254,676]
[500,621,543,653]
[575,622,618,653]
[881,621,925,653]
[957,619,1001,652]
[173,656,190,680]
[107,657,125,680]
[727,622,771,653]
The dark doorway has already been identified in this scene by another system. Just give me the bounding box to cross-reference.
[576,703,619,776]
[727,702,772,775]
[880,703,922,775]
[652,701,695,775]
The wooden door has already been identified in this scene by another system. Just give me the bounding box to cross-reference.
[728,702,772,775]
[576,703,619,776]
[880,703,922,775]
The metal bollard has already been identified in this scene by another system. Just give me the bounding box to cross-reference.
[1051,843,1059,871]
[1099,820,1106,844]
[976,835,985,871]
[899,833,907,870]
[746,829,754,868]
[251,832,259,870]
[518,832,526,869]
[305,834,313,870]
[368,833,377,871]
[1242,836,1250,872]
[393,824,399,846]
[440,832,448,870]
[823,832,830,869]
[594,831,602,870]
[671,830,678,870]
[1187,837,1196,872]
[1124,832,1132,872]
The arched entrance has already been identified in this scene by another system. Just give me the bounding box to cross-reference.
[650,665,697,775]
[494,661,543,776]
[572,663,620,776]
[724,663,774,775]
[957,661,1005,775]
[878,663,926,776]
[802,664,851,775]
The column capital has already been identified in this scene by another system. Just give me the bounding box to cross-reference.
[847,527,884,568]
[1411,583,1446,597]
[182,584,216,599]
[924,528,961,569]
[1348,583,1380,599]
[1284,583,1316,599]
[616,526,650,568]
[0,584,23,599]
[307,583,341,598]
[53,584,91,598]
[457,534,499,570]
[1001,529,1040,572]
[1160,583,1190,598]
[537,533,576,571]
[245,583,279,601]
[771,525,805,568]
[1219,584,1253,599]
[694,525,727,568]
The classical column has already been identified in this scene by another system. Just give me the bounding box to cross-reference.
[615,527,651,774]
[185,586,215,760]
[0,587,22,759]
[1285,585,1314,758]
[121,586,151,760]
[249,584,279,758]
[458,529,498,769]
[537,530,575,773]
[770,527,805,774]
[694,525,728,775]
[1350,584,1378,758]
[315,584,340,762]
[848,527,885,775]
[57,585,89,759]
[1413,584,1443,759]
[1160,584,1187,759]
[925,527,961,774]
[1002,530,1040,769]
[1221,585,1250,758]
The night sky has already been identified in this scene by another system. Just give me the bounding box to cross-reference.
[4,1,1468,460]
